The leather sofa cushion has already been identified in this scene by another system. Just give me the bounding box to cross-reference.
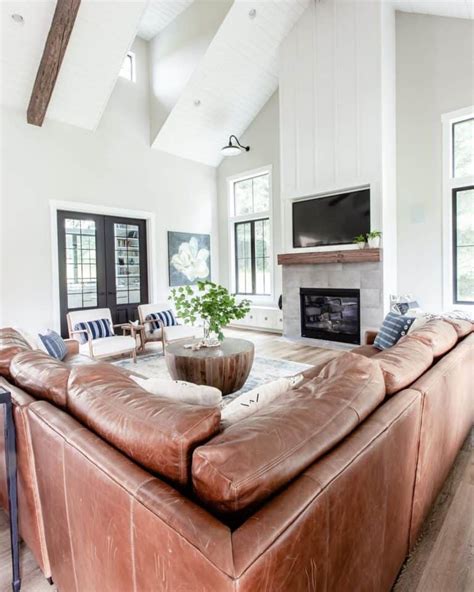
[0,328,32,379]
[67,364,221,486]
[374,336,433,396]
[192,353,385,514]
[351,344,380,358]
[409,320,458,357]
[10,350,70,407]
[441,318,472,339]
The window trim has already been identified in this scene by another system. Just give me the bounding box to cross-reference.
[227,165,274,302]
[442,106,474,310]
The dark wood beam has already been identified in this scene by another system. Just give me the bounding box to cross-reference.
[27,0,81,126]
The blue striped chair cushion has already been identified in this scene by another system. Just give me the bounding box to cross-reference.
[374,312,416,350]
[39,330,68,360]
[146,310,178,333]
[74,318,115,344]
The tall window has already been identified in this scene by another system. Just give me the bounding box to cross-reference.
[119,52,135,82]
[229,170,272,296]
[443,109,474,307]
[452,186,473,304]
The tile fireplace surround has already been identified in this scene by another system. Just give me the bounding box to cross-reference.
[279,249,384,347]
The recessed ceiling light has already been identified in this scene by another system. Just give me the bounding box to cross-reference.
[249,9,256,19]
[194,99,201,107]
[11,13,24,24]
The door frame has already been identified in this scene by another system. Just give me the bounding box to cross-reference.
[50,200,158,333]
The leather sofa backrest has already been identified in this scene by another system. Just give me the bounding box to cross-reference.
[192,352,385,514]
[373,336,434,396]
[409,319,458,357]
[0,328,32,379]
[67,364,221,487]
[10,350,70,407]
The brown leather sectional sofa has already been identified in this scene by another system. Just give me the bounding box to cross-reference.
[0,319,472,591]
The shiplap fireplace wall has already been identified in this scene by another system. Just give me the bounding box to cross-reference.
[278,0,398,315]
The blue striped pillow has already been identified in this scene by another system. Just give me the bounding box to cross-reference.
[146,310,177,333]
[374,313,415,350]
[39,330,68,360]
[74,318,114,344]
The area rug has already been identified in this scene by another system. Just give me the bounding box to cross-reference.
[114,352,311,403]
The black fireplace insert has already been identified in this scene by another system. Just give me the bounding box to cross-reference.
[300,288,360,345]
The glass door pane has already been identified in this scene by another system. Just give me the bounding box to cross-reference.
[65,218,98,309]
[114,223,141,305]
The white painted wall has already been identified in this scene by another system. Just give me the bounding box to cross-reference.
[217,91,281,305]
[396,12,474,311]
[0,38,218,331]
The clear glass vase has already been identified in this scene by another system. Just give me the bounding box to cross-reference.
[202,321,219,347]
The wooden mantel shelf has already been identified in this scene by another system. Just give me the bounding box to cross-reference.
[277,248,382,265]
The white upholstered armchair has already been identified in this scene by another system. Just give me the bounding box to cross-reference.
[67,308,137,362]
[137,303,198,352]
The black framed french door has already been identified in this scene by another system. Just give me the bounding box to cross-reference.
[57,211,148,336]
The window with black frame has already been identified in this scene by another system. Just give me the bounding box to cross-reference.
[231,172,271,296]
[450,116,473,305]
[235,218,271,295]
[452,186,474,304]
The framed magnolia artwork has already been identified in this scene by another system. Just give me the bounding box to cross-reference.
[168,231,211,287]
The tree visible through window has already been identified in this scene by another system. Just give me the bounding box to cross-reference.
[232,172,271,296]
[453,118,473,178]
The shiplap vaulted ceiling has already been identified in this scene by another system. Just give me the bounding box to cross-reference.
[1,0,147,130]
[152,0,310,167]
[392,0,473,20]
[137,0,194,41]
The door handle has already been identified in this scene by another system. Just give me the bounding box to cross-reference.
[108,291,116,296]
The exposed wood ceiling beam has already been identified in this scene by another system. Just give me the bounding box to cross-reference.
[27,0,81,127]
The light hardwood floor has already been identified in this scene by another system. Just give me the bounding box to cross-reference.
[0,328,472,592]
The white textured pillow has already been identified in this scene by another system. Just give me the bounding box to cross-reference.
[13,327,43,351]
[131,376,222,407]
[221,374,304,428]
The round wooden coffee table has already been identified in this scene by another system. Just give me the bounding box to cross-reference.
[165,338,255,395]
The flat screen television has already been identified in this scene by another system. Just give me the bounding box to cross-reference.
[292,188,370,248]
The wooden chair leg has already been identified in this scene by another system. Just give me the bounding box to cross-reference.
[132,347,137,364]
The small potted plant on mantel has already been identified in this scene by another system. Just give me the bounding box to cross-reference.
[353,234,366,249]
[367,230,382,248]
[170,281,250,345]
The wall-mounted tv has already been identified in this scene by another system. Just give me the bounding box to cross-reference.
[292,188,370,248]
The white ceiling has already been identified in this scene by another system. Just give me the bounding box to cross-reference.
[153,0,311,167]
[1,0,147,130]
[392,0,473,20]
[138,0,193,41]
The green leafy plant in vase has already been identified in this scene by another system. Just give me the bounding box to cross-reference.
[353,234,366,249]
[170,281,251,343]
[366,230,382,248]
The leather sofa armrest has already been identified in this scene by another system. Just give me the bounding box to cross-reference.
[64,339,79,356]
[365,330,378,345]
[231,389,421,580]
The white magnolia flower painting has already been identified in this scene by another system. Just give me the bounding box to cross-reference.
[168,231,211,286]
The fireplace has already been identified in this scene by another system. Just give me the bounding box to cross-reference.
[300,288,360,345]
